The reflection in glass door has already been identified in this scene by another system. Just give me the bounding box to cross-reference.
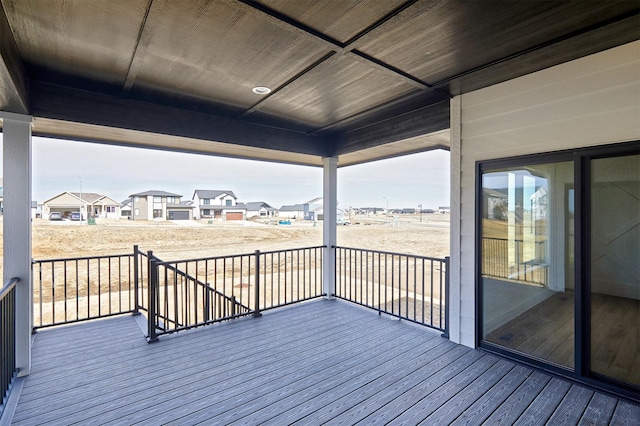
[481,161,575,369]
[589,154,640,386]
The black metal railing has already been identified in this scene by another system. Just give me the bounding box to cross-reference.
[1,277,19,414]
[30,244,450,342]
[334,246,449,335]
[147,246,324,341]
[32,250,140,329]
[481,237,547,286]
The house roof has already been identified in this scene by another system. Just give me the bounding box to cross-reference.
[41,191,118,205]
[280,204,307,211]
[68,192,105,204]
[2,2,636,167]
[246,202,275,211]
[129,190,182,198]
[193,190,237,200]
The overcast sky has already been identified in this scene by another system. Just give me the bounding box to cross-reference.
[0,134,450,210]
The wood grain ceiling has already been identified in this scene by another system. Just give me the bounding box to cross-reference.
[0,0,638,166]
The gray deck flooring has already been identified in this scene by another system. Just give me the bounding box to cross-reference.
[9,299,640,425]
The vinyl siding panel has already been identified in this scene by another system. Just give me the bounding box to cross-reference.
[452,41,640,347]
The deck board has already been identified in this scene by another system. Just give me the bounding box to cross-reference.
[8,299,639,425]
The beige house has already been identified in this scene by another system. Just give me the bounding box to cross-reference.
[129,190,193,221]
[40,192,120,219]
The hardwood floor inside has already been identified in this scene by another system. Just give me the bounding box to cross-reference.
[486,291,639,386]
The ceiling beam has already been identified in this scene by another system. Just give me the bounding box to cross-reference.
[336,100,450,155]
[0,0,29,114]
[120,0,154,99]
[30,81,330,157]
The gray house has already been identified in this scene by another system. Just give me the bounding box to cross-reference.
[245,202,278,218]
[129,190,193,221]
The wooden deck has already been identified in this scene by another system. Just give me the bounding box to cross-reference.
[7,299,639,425]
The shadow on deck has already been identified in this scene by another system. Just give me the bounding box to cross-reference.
[7,299,639,425]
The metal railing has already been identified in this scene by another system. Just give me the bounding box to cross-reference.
[147,246,324,341]
[481,237,547,286]
[32,250,140,329]
[1,277,19,414]
[334,246,449,335]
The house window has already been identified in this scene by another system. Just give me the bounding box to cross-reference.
[153,209,163,218]
[167,197,175,203]
[225,199,232,206]
[134,196,139,202]
[153,196,162,203]
[134,208,140,216]
[203,199,210,205]
[202,209,211,216]
[106,206,116,213]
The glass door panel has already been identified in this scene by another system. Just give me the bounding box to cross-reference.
[590,154,640,386]
[481,161,574,368]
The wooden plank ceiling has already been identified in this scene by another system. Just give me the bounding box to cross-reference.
[0,0,638,166]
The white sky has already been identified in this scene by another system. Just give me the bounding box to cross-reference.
[0,134,450,210]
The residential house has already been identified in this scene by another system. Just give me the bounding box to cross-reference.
[40,192,120,219]
[280,197,323,221]
[278,204,307,220]
[120,199,132,219]
[245,202,278,218]
[129,190,193,221]
[193,190,246,221]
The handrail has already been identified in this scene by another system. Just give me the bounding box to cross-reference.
[151,245,325,264]
[0,277,20,301]
[333,245,445,262]
[160,261,251,311]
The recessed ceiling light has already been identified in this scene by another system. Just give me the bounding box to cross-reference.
[252,86,271,95]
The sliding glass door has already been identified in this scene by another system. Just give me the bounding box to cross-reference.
[480,159,575,369]
[478,142,639,396]
[589,153,639,386]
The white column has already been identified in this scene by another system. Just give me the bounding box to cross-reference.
[322,157,338,299]
[1,111,33,376]
[449,96,462,344]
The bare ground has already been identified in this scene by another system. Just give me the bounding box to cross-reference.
[2,213,449,265]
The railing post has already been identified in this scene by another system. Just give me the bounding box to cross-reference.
[204,283,210,322]
[133,245,140,315]
[442,256,450,339]
[147,251,159,343]
[253,250,262,318]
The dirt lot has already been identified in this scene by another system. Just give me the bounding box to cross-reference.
[1,213,449,266]
[2,214,450,326]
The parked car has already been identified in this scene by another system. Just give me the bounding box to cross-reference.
[49,212,63,221]
[70,212,83,221]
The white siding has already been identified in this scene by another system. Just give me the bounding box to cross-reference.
[451,41,640,348]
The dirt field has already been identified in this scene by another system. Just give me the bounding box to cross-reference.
[1,213,449,267]
[2,214,450,326]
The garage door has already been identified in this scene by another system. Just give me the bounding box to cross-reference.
[226,212,243,221]
[168,210,190,220]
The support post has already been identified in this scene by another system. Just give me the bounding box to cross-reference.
[133,245,140,315]
[442,256,450,339]
[147,251,158,343]
[1,112,33,376]
[253,250,262,317]
[322,157,338,299]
